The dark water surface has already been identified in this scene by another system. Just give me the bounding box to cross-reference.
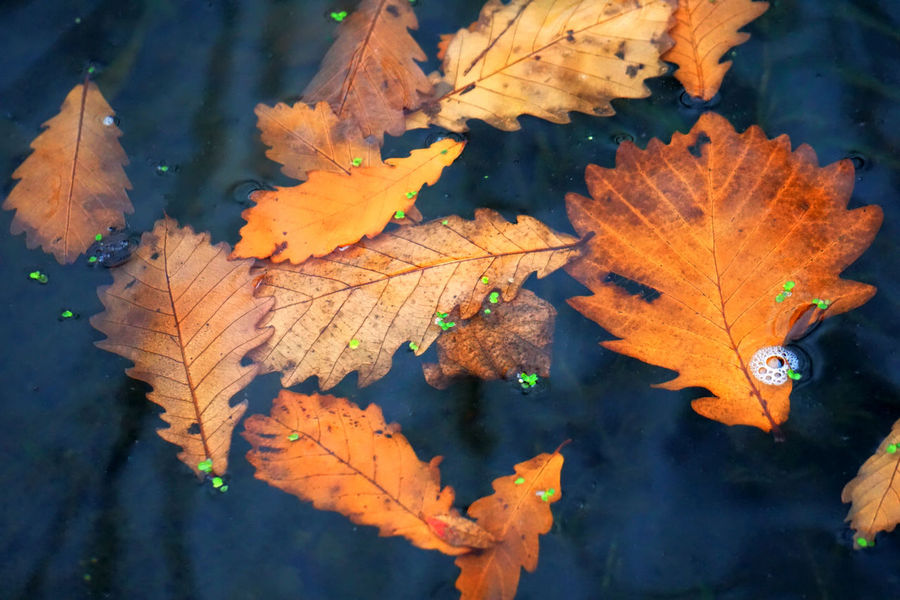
[2,1,899,598]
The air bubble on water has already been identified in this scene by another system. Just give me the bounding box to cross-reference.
[845,151,870,172]
[102,115,119,127]
[424,130,466,146]
[611,132,634,145]
[678,90,719,110]
[86,228,139,268]
[229,180,270,207]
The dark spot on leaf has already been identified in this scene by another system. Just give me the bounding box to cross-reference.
[688,132,711,158]
[534,55,541,61]
[272,241,288,255]
[187,423,200,434]
[150,252,159,260]
[566,29,575,42]
[385,4,400,17]
[614,41,626,59]
[240,356,253,367]
[459,83,476,95]
[124,279,136,290]
[626,65,638,78]
[604,272,661,303]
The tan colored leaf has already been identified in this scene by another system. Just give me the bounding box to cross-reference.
[242,390,475,555]
[842,417,900,548]
[455,447,565,600]
[232,137,465,264]
[422,288,555,389]
[303,0,432,141]
[4,80,133,263]
[251,209,582,389]
[662,0,769,101]
[90,217,273,475]
[255,100,380,181]
[406,0,675,132]
[565,112,882,433]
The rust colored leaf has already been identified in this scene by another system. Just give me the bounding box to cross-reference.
[565,112,882,433]
[662,0,769,101]
[406,0,675,132]
[842,417,900,548]
[255,100,380,181]
[455,447,565,600]
[303,0,432,141]
[422,288,555,389]
[233,137,465,264]
[4,80,132,264]
[91,217,273,475]
[251,209,582,390]
[243,390,489,555]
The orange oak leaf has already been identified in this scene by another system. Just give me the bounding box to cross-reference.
[661,0,769,101]
[565,112,882,434]
[232,137,465,264]
[4,79,132,263]
[251,209,582,390]
[455,446,565,600]
[242,390,492,555]
[302,0,432,141]
[406,0,674,132]
[255,101,380,181]
[842,417,900,548]
[90,217,273,475]
[422,288,555,390]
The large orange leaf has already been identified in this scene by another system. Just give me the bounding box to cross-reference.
[4,80,132,264]
[661,0,769,101]
[422,288,555,390]
[91,217,273,475]
[842,417,900,548]
[242,390,488,555]
[232,137,465,264]
[455,446,565,600]
[302,0,432,141]
[251,209,582,389]
[565,112,882,434]
[405,0,674,132]
[254,100,380,181]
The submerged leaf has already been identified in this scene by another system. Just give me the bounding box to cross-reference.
[91,217,273,475]
[251,209,582,389]
[662,0,769,100]
[565,112,882,433]
[4,80,132,263]
[243,390,485,555]
[406,0,674,132]
[233,137,465,264]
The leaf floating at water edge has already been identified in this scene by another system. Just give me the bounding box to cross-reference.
[251,209,583,390]
[842,417,900,548]
[565,112,881,432]
[242,390,487,555]
[662,0,770,101]
[4,80,133,264]
[406,0,675,132]
[91,217,273,475]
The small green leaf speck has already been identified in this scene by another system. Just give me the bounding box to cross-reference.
[348,339,360,349]
[857,537,870,548]
[514,477,525,485]
[409,341,419,351]
[330,10,348,22]
[220,485,229,492]
[88,256,98,263]
[351,157,362,167]
[775,293,785,303]
[887,444,897,454]
[29,271,48,284]
[212,476,224,489]
[440,149,448,154]
[288,432,300,442]
[441,219,448,225]
[394,210,405,219]
[483,308,491,315]
[489,292,500,304]
[405,191,416,199]
[481,276,489,284]
[60,310,74,319]
[95,233,103,241]
[783,281,795,291]
[198,459,213,473]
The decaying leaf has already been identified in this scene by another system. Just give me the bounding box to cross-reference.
[242,390,491,555]
[455,446,565,600]
[565,112,881,433]
[255,100,380,181]
[233,137,465,264]
[662,0,769,101]
[422,288,555,389]
[251,209,582,389]
[91,217,273,475]
[406,0,675,132]
[842,417,900,548]
[4,79,132,264]
[303,0,432,141]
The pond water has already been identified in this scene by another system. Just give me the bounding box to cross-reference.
[1,1,898,598]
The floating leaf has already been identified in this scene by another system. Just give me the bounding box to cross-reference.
[303,0,432,141]
[91,217,273,475]
[662,0,769,100]
[4,80,132,263]
[455,446,565,600]
[565,112,882,433]
[842,417,900,548]
[422,289,555,389]
[254,101,379,181]
[406,0,674,132]
[233,137,465,264]
[252,209,582,389]
[243,390,488,555]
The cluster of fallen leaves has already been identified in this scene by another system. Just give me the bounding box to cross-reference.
[3,0,893,597]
